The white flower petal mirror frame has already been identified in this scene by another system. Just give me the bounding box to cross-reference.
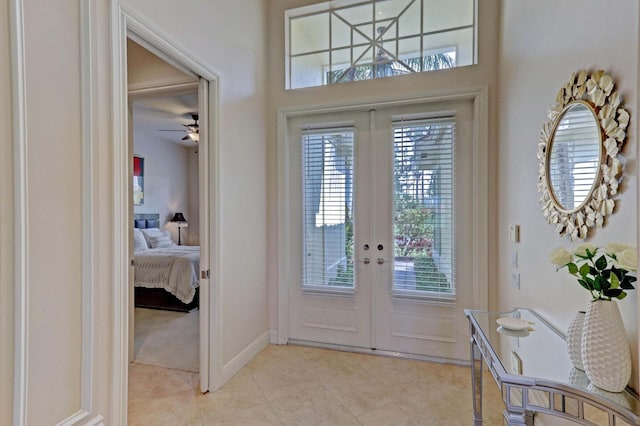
[538,69,630,241]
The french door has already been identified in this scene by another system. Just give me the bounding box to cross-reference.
[287,100,477,361]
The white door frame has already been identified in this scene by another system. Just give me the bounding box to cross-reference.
[110,3,223,423]
[277,88,489,348]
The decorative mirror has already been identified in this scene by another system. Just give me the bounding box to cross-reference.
[538,69,629,240]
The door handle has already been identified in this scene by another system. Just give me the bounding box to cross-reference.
[355,257,371,265]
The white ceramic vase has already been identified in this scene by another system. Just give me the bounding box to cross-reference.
[581,300,631,393]
[566,311,585,371]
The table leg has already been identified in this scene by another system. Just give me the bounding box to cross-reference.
[504,409,533,426]
[471,337,483,425]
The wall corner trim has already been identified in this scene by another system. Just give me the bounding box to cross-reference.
[10,0,29,422]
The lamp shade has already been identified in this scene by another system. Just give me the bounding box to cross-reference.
[171,212,187,224]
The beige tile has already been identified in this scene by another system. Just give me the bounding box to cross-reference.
[334,419,361,426]
[246,344,328,372]
[306,352,371,386]
[401,375,504,426]
[349,353,441,393]
[128,390,202,426]
[269,386,356,425]
[197,370,267,421]
[250,359,322,401]
[356,401,431,426]
[128,344,510,425]
[323,373,417,418]
[201,403,283,426]
[129,363,197,401]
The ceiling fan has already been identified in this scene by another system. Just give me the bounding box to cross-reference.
[159,113,199,142]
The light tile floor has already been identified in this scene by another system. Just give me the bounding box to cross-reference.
[128,344,504,425]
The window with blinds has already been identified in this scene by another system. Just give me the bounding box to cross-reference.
[393,117,455,296]
[302,128,354,290]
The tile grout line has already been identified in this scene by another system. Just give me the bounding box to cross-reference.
[247,370,285,425]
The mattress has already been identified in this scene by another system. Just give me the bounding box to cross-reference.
[134,246,200,304]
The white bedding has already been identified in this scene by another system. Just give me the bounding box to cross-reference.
[134,246,200,304]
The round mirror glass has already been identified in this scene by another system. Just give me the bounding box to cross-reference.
[547,102,601,212]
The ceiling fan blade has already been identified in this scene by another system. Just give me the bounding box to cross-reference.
[181,135,190,141]
[159,129,186,132]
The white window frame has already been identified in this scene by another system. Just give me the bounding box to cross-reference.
[285,0,478,89]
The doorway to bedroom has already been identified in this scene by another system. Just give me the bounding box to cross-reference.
[128,39,202,374]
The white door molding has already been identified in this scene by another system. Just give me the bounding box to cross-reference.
[11,0,106,423]
[110,2,223,424]
[276,87,490,345]
[10,0,29,423]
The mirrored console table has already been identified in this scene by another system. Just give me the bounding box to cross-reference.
[465,308,640,425]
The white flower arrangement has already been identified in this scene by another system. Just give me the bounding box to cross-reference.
[550,243,637,301]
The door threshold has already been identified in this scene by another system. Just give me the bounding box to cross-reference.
[287,339,470,367]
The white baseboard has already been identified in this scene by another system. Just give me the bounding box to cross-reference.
[56,410,104,426]
[221,331,270,383]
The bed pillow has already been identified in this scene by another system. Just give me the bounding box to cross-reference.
[141,228,175,248]
[140,227,163,245]
[133,228,149,252]
[147,233,174,249]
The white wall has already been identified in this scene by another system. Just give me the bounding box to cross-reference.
[497,0,639,394]
[2,0,88,422]
[187,147,200,246]
[121,0,269,368]
[132,130,196,244]
[24,0,83,421]
[1,0,269,422]
[1,0,14,423]
[127,38,195,91]
[266,0,501,334]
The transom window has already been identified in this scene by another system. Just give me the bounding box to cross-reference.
[286,0,477,89]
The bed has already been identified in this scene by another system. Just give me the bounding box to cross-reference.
[134,213,200,312]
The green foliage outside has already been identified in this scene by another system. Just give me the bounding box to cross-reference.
[328,52,454,84]
[394,196,434,257]
[394,196,450,290]
[414,255,449,291]
[328,209,354,287]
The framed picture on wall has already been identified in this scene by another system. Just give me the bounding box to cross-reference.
[133,155,144,206]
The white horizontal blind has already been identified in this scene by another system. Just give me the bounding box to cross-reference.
[392,117,455,296]
[548,104,600,210]
[302,128,355,290]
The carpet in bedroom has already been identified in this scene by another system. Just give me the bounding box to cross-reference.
[133,307,199,372]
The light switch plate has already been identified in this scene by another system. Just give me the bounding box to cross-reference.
[509,224,520,243]
[511,271,520,289]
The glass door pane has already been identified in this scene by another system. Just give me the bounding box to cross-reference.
[302,129,355,290]
[392,118,455,296]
